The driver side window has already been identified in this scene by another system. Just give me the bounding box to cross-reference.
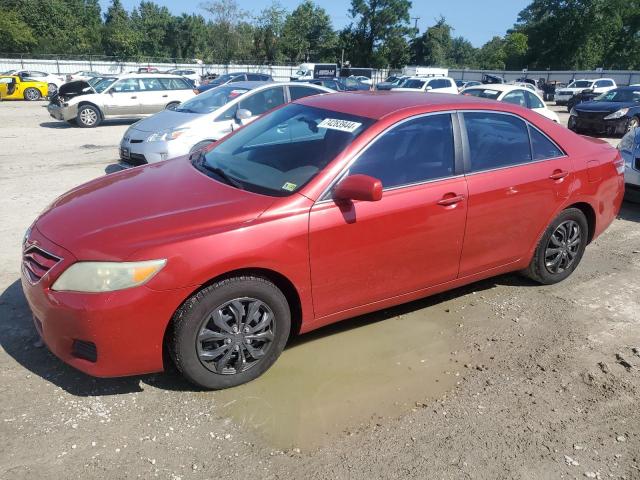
[347,114,455,189]
[111,79,140,93]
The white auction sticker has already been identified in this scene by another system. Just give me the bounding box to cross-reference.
[318,118,362,133]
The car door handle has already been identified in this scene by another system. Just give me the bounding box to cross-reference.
[130,96,137,99]
[437,194,465,206]
[162,94,168,98]
[549,170,569,180]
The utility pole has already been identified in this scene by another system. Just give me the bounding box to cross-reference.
[412,16,420,36]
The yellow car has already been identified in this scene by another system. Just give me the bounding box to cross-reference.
[0,75,48,101]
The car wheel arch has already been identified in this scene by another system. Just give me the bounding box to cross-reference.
[162,267,304,361]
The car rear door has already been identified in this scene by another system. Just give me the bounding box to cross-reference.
[138,77,167,113]
[309,113,468,318]
[458,111,573,276]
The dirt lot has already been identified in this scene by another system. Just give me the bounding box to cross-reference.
[1,101,639,479]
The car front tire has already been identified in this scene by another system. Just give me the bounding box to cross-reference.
[524,208,588,285]
[76,104,101,128]
[169,276,291,389]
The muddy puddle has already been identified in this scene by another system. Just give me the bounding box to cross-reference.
[213,304,465,450]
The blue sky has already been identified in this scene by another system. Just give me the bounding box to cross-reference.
[100,0,531,47]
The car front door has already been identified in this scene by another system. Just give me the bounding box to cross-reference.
[458,111,573,277]
[103,79,142,115]
[309,113,468,318]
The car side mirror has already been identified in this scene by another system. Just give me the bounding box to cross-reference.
[235,108,252,122]
[333,174,383,202]
[425,86,433,91]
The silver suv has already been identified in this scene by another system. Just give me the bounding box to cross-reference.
[47,74,196,127]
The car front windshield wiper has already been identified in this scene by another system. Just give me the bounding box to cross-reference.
[192,151,244,190]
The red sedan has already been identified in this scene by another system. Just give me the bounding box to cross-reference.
[22,92,624,389]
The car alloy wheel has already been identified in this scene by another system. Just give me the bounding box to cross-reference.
[79,108,98,126]
[24,88,40,101]
[48,83,58,96]
[544,220,582,274]
[197,297,275,375]
[627,116,639,132]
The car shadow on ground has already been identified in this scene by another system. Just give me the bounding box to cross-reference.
[39,118,139,129]
[0,271,534,397]
[618,200,640,222]
[104,163,130,174]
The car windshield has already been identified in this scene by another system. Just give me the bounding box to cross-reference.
[1,70,17,75]
[569,80,593,89]
[93,78,116,93]
[196,104,373,196]
[462,88,501,100]
[175,85,250,114]
[402,79,425,89]
[595,89,640,103]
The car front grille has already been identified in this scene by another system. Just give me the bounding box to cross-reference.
[22,245,62,284]
[577,111,609,121]
[127,153,148,165]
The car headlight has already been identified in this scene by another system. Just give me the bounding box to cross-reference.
[569,108,577,116]
[51,259,166,292]
[604,108,629,120]
[147,128,190,142]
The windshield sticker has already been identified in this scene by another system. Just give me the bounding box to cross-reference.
[282,182,297,192]
[318,118,362,133]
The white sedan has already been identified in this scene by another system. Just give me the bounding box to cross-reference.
[392,76,459,95]
[461,84,560,123]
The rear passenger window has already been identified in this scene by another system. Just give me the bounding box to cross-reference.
[525,91,545,109]
[502,90,527,107]
[159,78,191,90]
[112,78,140,92]
[140,78,164,90]
[529,126,564,160]
[348,114,455,189]
[464,112,532,172]
[289,86,322,101]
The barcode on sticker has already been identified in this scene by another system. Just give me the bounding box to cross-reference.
[318,118,362,133]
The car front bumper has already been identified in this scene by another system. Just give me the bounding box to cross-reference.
[21,226,193,377]
[120,128,192,165]
[568,115,630,136]
[47,103,77,122]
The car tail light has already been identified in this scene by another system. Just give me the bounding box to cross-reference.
[613,152,625,174]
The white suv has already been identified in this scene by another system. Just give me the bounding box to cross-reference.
[47,74,196,127]
[555,78,617,105]
[392,76,458,94]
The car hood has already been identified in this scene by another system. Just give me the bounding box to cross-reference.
[58,80,95,96]
[130,109,207,133]
[35,158,276,260]
[576,101,637,113]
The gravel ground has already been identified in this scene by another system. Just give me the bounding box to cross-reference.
[1,101,639,479]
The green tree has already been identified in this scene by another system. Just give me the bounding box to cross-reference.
[102,0,140,59]
[410,17,452,66]
[0,10,37,53]
[253,2,287,62]
[347,0,412,67]
[168,14,209,60]
[132,1,174,58]
[201,0,253,63]
[503,31,528,70]
[281,1,337,62]
[477,36,506,70]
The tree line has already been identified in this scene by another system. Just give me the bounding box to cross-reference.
[1,0,639,70]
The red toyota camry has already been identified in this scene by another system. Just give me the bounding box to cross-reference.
[22,92,624,389]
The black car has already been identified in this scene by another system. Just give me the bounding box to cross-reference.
[566,89,600,112]
[568,87,640,136]
[197,72,273,93]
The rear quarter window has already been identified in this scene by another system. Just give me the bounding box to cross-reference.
[159,78,191,90]
[529,126,564,160]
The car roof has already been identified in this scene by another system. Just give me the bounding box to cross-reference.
[296,91,513,120]
[465,84,532,93]
[114,73,193,79]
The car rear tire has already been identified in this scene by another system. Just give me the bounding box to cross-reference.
[524,208,588,285]
[169,276,291,389]
[24,88,41,101]
[76,104,101,128]
[166,102,180,110]
[47,83,58,97]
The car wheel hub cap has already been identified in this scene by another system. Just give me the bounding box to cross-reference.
[81,110,97,125]
[544,220,581,274]
[197,298,275,375]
